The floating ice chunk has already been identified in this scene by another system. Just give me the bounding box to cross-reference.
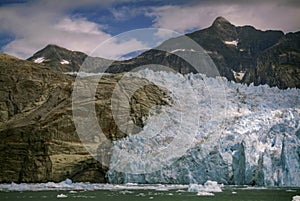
[293,195,300,201]
[57,193,68,198]
[34,57,45,63]
[224,40,238,46]
[203,180,223,192]
[197,191,215,196]
[136,193,146,196]
[60,59,70,64]
[188,180,223,194]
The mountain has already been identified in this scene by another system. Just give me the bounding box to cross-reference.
[1,53,299,185]
[243,31,300,88]
[27,17,299,89]
[27,44,88,72]
[3,17,297,185]
[0,53,170,183]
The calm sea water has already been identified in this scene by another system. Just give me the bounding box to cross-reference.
[0,187,299,201]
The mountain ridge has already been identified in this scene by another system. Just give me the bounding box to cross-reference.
[26,17,299,89]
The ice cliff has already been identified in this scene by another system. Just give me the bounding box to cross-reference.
[107,69,300,187]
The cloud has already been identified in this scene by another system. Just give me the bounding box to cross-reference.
[0,0,147,59]
[55,18,107,35]
[147,1,300,33]
[1,0,299,59]
[91,38,149,60]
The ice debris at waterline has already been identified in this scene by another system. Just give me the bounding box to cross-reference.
[188,180,223,196]
[107,69,300,186]
[0,179,188,191]
[57,193,68,198]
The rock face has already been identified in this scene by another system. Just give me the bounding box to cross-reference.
[243,32,300,88]
[0,54,170,183]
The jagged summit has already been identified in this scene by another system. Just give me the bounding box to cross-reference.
[212,16,231,25]
[27,16,298,89]
[27,44,87,72]
[210,16,237,40]
[38,44,69,52]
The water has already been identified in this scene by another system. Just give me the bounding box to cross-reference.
[0,186,299,201]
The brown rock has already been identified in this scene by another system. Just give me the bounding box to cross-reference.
[0,53,171,183]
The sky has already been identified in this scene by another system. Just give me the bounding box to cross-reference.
[0,0,299,60]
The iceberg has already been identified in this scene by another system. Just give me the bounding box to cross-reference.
[57,193,68,198]
[188,180,223,193]
[292,195,300,201]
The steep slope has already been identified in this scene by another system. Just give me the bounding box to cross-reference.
[243,31,300,88]
[186,17,284,80]
[0,54,170,183]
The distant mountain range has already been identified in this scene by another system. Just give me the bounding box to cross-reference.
[27,16,300,89]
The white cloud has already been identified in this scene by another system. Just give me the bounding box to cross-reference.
[1,0,299,59]
[153,29,181,41]
[55,18,106,35]
[0,0,148,59]
[147,2,300,33]
[90,38,149,60]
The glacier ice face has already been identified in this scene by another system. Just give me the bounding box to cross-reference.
[107,70,300,187]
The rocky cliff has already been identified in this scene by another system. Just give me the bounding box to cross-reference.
[0,54,170,183]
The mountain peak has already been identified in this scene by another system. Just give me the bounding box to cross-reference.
[40,44,69,53]
[212,16,232,27]
[27,44,87,72]
[214,16,230,23]
[210,16,237,40]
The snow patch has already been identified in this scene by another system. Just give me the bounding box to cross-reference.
[65,72,111,76]
[33,57,45,63]
[60,59,70,65]
[224,40,238,46]
[232,70,245,81]
[170,49,196,53]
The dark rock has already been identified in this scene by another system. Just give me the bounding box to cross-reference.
[0,53,170,183]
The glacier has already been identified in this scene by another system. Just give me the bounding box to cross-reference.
[107,69,300,187]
